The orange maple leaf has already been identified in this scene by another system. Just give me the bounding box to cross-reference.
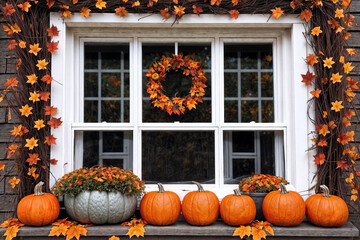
[126,223,145,238]
[26,74,38,85]
[173,5,185,18]
[318,139,327,147]
[29,91,40,103]
[48,117,63,128]
[19,104,33,117]
[310,89,321,98]
[95,0,107,9]
[331,100,344,112]
[336,160,349,170]
[49,158,58,165]
[0,162,5,171]
[8,40,17,50]
[160,8,170,19]
[343,62,354,74]
[301,71,316,86]
[233,225,251,238]
[115,7,128,17]
[271,7,283,19]
[305,54,318,66]
[26,153,40,166]
[39,92,51,101]
[300,9,312,22]
[251,227,267,240]
[34,119,45,130]
[18,2,31,12]
[192,5,203,16]
[210,0,221,5]
[47,25,59,38]
[311,26,322,36]
[8,177,20,189]
[29,43,42,56]
[314,153,326,165]
[25,137,38,150]
[346,48,358,56]
[335,8,344,19]
[229,10,239,19]
[47,41,59,53]
[6,144,18,158]
[337,133,349,145]
[44,106,57,116]
[330,72,342,84]
[45,135,57,146]
[80,7,91,18]
[66,225,87,240]
[4,225,20,240]
[36,59,49,70]
[41,75,53,84]
[18,41,26,48]
[4,77,18,88]
[2,3,16,16]
[109,236,120,240]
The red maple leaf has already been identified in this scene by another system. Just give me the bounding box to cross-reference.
[3,3,16,16]
[48,117,62,128]
[7,40,17,50]
[336,160,349,170]
[301,71,316,86]
[39,92,51,101]
[47,41,59,53]
[314,153,326,165]
[192,5,203,16]
[49,158,58,165]
[44,135,57,146]
[47,0,55,8]
[41,75,53,84]
[44,106,57,116]
[47,25,59,38]
[337,133,350,145]
[229,10,239,19]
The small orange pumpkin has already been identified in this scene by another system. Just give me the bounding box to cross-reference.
[182,181,219,226]
[140,183,181,225]
[305,185,348,227]
[17,181,60,226]
[262,183,305,226]
[220,189,256,226]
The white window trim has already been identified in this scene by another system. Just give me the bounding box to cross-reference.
[50,13,316,199]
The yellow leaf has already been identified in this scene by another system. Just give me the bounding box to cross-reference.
[4,226,20,240]
[264,225,274,236]
[251,227,267,240]
[311,26,322,36]
[233,225,251,238]
[270,7,283,19]
[36,59,48,70]
[66,225,87,240]
[126,224,145,238]
[109,236,120,240]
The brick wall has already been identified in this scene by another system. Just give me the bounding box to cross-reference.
[0,16,19,222]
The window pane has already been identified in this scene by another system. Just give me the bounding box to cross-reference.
[77,131,132,170]
[224,131,282,184]
[84,43,130,123]
[224,44,273,123]
[142,131,215,184]
[142,43,211,123]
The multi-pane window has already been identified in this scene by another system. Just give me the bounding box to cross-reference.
[76,39,284,187]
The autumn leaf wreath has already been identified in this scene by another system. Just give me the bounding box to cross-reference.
[146,54,207,115]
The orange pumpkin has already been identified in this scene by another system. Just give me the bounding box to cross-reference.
[182,181,219,226]
[220,189,256,226]
[17,181,60,226]
[262,183,305,226]
[305,185,348,227]
[140,183,181,225]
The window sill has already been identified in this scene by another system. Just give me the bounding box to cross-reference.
[1,221,358,240]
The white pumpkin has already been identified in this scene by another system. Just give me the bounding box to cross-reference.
[64,191,137,224]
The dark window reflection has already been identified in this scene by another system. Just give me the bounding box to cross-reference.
[142,131,215,184]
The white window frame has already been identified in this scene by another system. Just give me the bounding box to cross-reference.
[50,13,316,199]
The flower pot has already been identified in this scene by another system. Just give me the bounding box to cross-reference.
[242,192,268,221]
[64,191,137,224]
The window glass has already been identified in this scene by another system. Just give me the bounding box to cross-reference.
[84,44,130,123]
[142,131,215,184]
[224,131,281,184]
[224,44,273,123]
[77,131,133,170]
[142,42,211,123]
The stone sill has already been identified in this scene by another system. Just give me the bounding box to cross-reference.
[1,221,358,240]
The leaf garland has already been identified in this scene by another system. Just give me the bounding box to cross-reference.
[0,0,359,218]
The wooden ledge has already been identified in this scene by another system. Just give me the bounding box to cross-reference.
[1,221,358,240]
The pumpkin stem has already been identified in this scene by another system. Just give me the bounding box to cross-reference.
[279,183,288,194]
[320,185,331,198]
[157,183,165,193]
[192,181,205,192]
[33,181,44,196]
[234,189,242,196]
